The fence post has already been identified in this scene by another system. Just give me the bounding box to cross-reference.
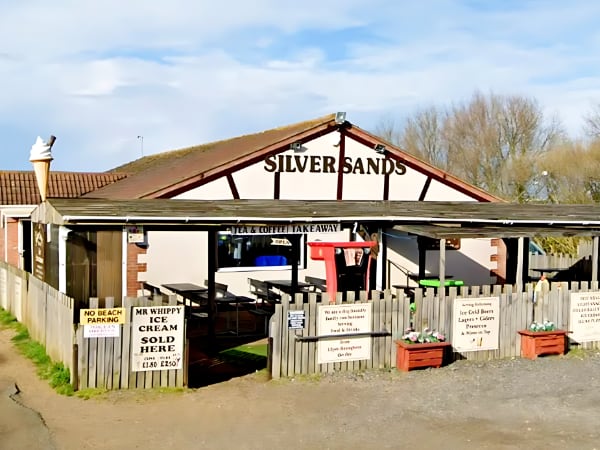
[72,341,79,390]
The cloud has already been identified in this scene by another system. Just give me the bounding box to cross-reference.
[2,0,600,171]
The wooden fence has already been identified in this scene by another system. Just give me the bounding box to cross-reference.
[0,260,185,390]
[74,295,186,390]
[3,257,600,387]
[269,281,600,378]
[0,261,74,373]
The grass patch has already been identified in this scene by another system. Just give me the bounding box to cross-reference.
[219,343,268,368]
[0,308,18,327]
[75,388,109,400]
[0,307,74,396]
[565,346,593,359]
[76,386,188,401]
[229,343,268,357]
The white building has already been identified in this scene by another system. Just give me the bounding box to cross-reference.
[82,113,504,299]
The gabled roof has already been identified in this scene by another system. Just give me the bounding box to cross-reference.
[341,124,502,203]
[0,171,129,205]
[85,113,501,202]
[89,114,339,199]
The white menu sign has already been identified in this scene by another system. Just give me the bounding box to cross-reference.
[131,306,184,372]
[317,303,372,364]
[569,291,600,342]
[452,297,499,351]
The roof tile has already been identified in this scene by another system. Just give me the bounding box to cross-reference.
[0,171,129,205]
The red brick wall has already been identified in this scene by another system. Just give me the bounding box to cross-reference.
[490,238,507,284]
[126,243,147,297]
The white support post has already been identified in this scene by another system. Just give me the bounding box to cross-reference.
[439,238,446,300]
[592,236,599,283]
[516,237,524,292]
[58,226,71,293]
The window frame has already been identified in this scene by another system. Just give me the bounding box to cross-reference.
[216,232,306,273]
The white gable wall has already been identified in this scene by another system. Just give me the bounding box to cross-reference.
[425,180,476,201]
[176,177,233,200]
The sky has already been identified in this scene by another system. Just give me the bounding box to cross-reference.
[2,0,600,172]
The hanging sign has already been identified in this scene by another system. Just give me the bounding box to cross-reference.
[271,237,292,246]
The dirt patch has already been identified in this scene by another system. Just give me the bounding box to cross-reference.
[2,327,600,449]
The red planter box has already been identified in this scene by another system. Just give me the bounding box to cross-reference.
[395,340,451,372]
[517,330,568,360]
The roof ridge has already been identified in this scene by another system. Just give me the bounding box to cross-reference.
[109,113,335,173]
[0,170,130,175]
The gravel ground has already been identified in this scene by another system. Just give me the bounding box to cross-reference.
[2,325,600,450]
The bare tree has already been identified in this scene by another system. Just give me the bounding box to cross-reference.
[401,106,446,168]
[373,91,563,202]
[541,140,600,204]
[584,103,600,138]
[443,92,504,193]
[373,113,402,146]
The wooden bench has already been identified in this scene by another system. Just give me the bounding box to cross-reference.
[141,282,166,300]
[248,278,281,307]
[247,278,279,335]
[304,276,327,292]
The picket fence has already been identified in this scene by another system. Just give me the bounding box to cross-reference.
[75,296,186,390]
[0,261,74,373]
[0,261,185,390]
[269,282,600,379]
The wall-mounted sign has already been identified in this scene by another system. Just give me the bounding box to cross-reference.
[569,292,600,342]
[32,222,45,281]
[264,154,407,176]
[131,306,184,372]
[80,308,126,325]
[452,297,499,351]
[80,308,126,338]
[317,303,372,364]
[127,226,145,244]
[230,223,341,235]
[288,310,305,329]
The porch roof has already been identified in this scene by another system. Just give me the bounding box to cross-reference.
[31,197,600,238]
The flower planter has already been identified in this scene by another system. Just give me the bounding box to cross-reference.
[517,330,568,360]
[395,340,451,372]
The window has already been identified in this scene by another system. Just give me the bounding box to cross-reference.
[217,233,305,271]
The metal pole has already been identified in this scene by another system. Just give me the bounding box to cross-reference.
[137,135,144,157]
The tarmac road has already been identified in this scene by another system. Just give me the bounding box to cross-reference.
[0,380,55,449]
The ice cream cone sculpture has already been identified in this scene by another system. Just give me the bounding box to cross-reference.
[29,136,56,202]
